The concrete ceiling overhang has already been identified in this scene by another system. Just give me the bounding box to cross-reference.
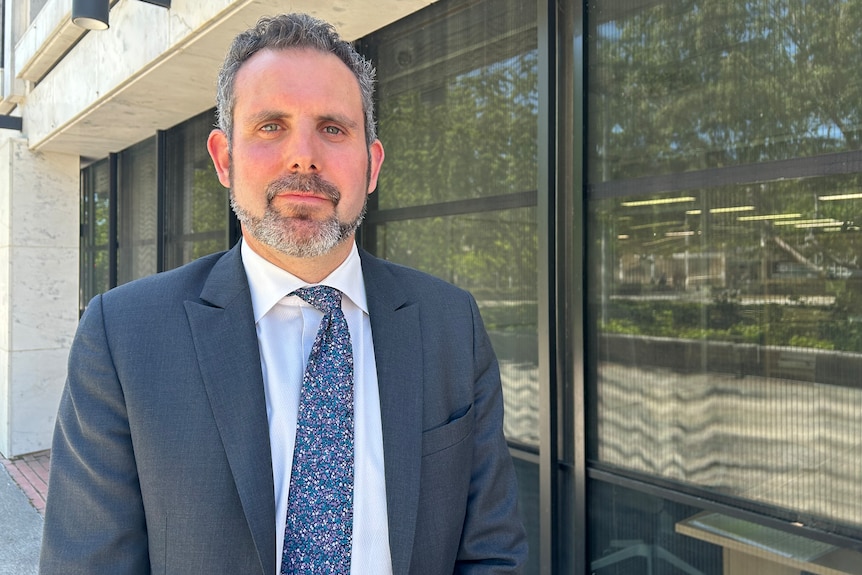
[27,0,435,160]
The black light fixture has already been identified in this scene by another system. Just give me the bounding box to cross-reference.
[71,0,110,30]
[0,115,22,131]
[71,0,171,31]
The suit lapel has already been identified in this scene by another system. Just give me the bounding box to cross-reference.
[184,244,276,575]
[360,251,424,575]
[181,245,424,575]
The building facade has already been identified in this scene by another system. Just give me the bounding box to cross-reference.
[1,0,861,572]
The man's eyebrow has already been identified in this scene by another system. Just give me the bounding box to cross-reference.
[244,110,291,126]
[318,113,360,131]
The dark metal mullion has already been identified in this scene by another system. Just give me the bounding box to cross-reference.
[562,0,587,573]
[537,0,558,573]
[156,130,167,272]
[108,153,118,289]
[363,190,537,224]
[510,446,540,466]
[589,149,862,200]
[228,207,241,247]
[174,230,230,243]
[352,35,378,254]
[79,170,91,317]
[588,467,862,552]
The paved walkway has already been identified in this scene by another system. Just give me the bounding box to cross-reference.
[0,451,48,574]
[1,452,49,516]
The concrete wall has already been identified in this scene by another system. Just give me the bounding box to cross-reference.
[0,137,78,457]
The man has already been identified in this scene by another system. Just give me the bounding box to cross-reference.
[40,13,527,575]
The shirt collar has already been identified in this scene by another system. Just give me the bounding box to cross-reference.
[241,239,368,323]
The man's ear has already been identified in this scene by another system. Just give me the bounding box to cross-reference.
[367,139,385,195]
[207,129,232,188]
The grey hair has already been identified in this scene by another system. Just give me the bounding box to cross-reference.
[215,13,377,146]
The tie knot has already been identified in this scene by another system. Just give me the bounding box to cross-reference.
[291,285,342,314]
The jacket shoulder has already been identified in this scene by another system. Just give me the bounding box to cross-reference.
[97,249,233,311]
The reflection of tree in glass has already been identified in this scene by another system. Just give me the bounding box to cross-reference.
[375,51,538,302]
[190,165,228,261]
[589,0,862,180]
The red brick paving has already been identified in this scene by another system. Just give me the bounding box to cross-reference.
[1,450,50,516]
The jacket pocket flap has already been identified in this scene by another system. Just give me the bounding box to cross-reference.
[421,403,475,456]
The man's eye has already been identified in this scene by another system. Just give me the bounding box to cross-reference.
[261,124,280,132]
[323,126,343,136]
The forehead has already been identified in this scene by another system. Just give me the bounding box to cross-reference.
[233,48,363,116]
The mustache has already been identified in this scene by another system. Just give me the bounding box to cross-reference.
[265,173,341,204]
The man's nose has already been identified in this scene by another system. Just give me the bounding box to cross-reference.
[285,129,319,173]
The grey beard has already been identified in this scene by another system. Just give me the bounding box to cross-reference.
[230,173,365,259]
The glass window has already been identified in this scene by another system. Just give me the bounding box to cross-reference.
[362,0,540,450]
[117,137,158,285]
[360,0,540,571]
[587,0,862,181]
[589,480,721,574]
[164,109,230,270]
[589,478,862,574]
[372,209,539,450]
[586,0,862,569]
[79,158,111,313]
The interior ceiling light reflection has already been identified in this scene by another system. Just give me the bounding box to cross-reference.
[709,205,755,214]
[773,218,840,227]
[738,213,802,221]
[819,193,862,201]
[621,196,696,207]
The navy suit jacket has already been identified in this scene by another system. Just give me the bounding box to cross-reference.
[40,243,527,574]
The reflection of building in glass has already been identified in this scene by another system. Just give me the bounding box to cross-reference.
[499,359,540,447]
[597,359,862,529]
[617,252,727,291]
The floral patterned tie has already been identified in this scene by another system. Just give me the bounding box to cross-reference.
[282,286,354,574]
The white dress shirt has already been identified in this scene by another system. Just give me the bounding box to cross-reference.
[241,240,393,575]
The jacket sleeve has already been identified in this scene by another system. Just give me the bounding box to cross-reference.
[40,295,150,574]
[455,295,529,573]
